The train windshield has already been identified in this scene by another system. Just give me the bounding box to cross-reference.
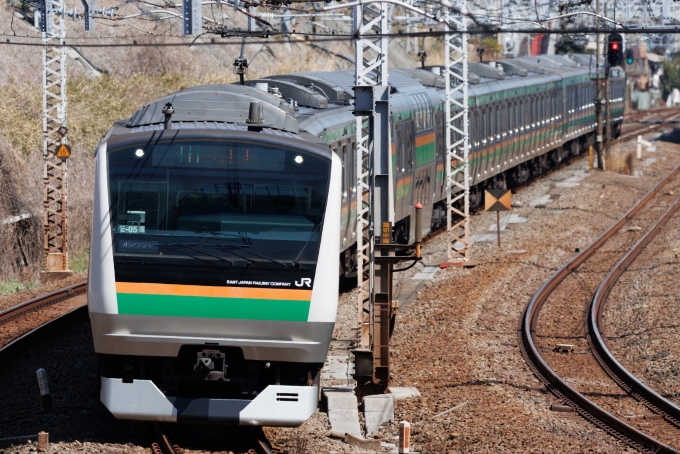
[107,139,330,272]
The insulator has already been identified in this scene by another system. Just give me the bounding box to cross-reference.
[258,11,275,22]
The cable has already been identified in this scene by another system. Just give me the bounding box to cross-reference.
[3,23,680,47]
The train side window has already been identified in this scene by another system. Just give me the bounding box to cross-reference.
[349,139,357,195]
[396,120,414,173]
[497,103,501,137]
[481,108,487,143]
[435,111,445,160]
[341,142,348,200]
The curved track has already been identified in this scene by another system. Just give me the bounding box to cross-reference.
[0,281,86,327]
[519,162,680,453]
[0,281,87,356]
[588,195,680,431]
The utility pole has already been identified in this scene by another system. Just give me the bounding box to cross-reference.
[352,0,393,393]
[604,2,612,157]
[40,0,71,275]
[595,0,605,171]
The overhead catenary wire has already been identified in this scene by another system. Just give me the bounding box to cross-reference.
[3,24,680,47]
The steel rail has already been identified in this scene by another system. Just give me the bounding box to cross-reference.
[518,161,680,454]
[0,281,87,327]
[615,108,680,145]
[588,194,680,430]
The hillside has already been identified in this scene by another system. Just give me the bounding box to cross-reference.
[0,0,419,287]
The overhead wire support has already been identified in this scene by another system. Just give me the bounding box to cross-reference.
[352,0,393,390]
[445,0,470,263]
[39,0,71,273]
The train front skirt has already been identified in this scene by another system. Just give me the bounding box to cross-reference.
[102,378,318,425]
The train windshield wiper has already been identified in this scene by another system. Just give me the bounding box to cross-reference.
[292,222,322,268]
[163,242,239,266]
[209,232,286,267]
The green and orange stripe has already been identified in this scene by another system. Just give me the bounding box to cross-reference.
[116,282,313,322]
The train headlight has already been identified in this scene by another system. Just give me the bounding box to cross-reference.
[135,149,145,158]
[294,155,304,164]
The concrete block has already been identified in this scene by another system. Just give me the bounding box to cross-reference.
[325,391,358,410]
[388,386,421,400]
[323,389,361,436]
[363,394,394,435]
[344,433,381,451]
[363,394,394,411]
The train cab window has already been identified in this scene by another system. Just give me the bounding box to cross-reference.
[120,187,161,232]
[107,139,332,272]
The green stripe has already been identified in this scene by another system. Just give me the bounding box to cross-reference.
[117,293,310,322]
[415,142,436,166]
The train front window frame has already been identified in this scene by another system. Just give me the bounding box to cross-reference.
[107,139,331,268]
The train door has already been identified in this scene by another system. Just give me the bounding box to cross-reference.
[527,95,540,158]
[512,99,520,161]
[470,107,479,184]
[336,140,351,250]
[395,120,414,222]
[519,96,531,157]
[348,138,358,249]
[435,110,446,200]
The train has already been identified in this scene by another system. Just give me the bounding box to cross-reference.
[87,53,624,426]
[254,53,623,275]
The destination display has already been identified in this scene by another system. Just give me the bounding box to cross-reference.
[150,142,286,171]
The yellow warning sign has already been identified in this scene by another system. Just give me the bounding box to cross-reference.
[56,144,71,159]
[381,221,392,244]
[484,189,512,212]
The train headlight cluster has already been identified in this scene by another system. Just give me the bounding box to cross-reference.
[294,155,304,164]
[135,149,145,158]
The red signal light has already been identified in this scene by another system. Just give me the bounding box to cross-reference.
[611,42,619,50]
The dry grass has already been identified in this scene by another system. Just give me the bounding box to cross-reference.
[0,25,359,280]
[605,149,635,175]
[0,140,43,280]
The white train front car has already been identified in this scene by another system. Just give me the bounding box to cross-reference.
[87,86,341,426]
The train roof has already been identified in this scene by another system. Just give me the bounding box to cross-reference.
[98,53,614,151]
[97,83,305,150]
[267,54,606,136]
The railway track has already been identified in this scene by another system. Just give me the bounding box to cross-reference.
[0,281,87,355]
[152,425,275,454]
[0,281,86,327]
[0,283,276,453]
[519,161,680,453]
[616,107,680,144]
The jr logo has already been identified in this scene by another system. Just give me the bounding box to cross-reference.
[295,278,312,288]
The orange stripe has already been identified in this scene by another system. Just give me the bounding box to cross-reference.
[396,176,412,188]
[415,133,435,148]
[116,282,312,300]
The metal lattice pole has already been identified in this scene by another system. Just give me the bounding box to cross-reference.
[41,0,69,272]
[445,2,470,263]
[354,1,389,350]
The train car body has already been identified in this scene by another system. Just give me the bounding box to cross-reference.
[252,54,624,273]
[88,86,342,425]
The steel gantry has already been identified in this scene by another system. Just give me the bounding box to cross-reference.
[40,0,70,273]
[445,1,470,262]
